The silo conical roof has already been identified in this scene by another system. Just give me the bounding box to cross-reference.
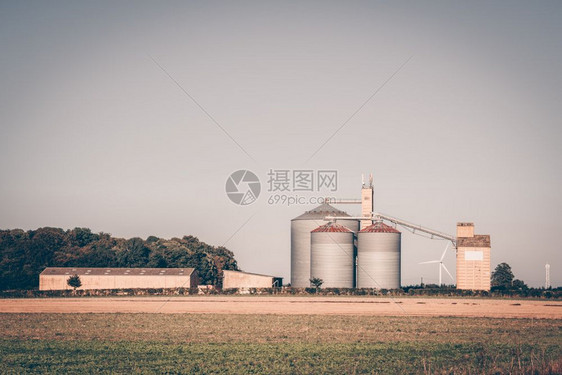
[311,222,353,233]
[291,203,350,221]
[360,221,401,233]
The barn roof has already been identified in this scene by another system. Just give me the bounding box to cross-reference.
[223,270,282,279]
[40,267,196,276]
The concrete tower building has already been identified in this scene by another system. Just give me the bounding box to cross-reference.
[361,174,374,230]
[455,223,491,291]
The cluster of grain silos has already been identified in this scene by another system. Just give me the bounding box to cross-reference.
[291,203,401,289]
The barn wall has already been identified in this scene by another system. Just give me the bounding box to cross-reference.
[39,274,196,290]
[222,271,274,289]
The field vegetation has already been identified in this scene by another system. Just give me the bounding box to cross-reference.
[1,313,560,374]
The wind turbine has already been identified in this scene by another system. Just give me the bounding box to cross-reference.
[420,243,454,286]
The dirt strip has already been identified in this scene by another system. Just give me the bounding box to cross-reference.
[1,296,561,318]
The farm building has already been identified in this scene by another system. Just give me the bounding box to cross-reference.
[456,223,491,291]
[222,270,283,289]
[39,267,198,291]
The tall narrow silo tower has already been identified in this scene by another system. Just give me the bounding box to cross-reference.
[456,223,491,291]
[291,203,358,287]
[361,174,374,230]
[357,221,401,289]
[310,222,355,288]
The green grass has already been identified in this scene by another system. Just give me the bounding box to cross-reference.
[1,314,560,374]
[1,340,560,374]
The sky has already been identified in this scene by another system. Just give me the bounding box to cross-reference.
[1,1,561,287]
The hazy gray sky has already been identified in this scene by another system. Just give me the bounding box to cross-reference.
[1,1,561,287]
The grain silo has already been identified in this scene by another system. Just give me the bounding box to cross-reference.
[291,203,358,287]
[310,222,355,288]
[357,221,401,289]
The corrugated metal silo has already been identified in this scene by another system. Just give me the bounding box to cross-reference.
[357,221,401,289]
[291,203,357,287]
[310,222,355,288]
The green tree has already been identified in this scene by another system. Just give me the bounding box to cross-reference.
[68,228,99,247]
[146,236,159,243]
[117,237,150,267]
[67,274,82,290]
[512,279,528,290]
[310,277,323,290]
[491,263,514,289]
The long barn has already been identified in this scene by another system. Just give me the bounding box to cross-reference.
[39,267,199,290]
[222,270,283,289]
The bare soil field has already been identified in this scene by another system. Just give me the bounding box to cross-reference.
[1,296,560,318]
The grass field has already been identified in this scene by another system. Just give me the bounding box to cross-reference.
[1,313,561,374]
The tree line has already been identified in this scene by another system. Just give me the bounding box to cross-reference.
[0,227,239,290]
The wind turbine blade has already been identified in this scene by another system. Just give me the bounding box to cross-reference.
[440,243,450,262]
[442,264,454,281]
[419,260,439,265]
